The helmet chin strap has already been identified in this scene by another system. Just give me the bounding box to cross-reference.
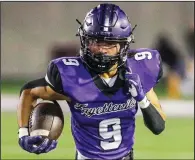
[102,62,118,73]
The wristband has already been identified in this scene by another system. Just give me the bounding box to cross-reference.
[18,127,29,138]
[138,96,150,109]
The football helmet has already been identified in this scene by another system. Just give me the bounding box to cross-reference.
[77,3,136,73]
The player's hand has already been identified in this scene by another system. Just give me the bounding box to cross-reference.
[18,128,57,154]
[125,71,145,102]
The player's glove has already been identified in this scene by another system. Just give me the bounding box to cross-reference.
[18,127,57,154]
[125,71,150,108]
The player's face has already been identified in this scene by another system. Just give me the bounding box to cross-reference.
[88,39,120,56]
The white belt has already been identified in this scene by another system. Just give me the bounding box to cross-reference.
[76,150,90,160]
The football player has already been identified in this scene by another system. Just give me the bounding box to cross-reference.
[17,3,166,160]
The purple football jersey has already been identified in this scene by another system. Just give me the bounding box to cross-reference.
[47,48,162,159]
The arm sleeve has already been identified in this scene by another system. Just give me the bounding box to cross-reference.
[141,103,165,135]
[19,78,47,96]
[45,61,64,95]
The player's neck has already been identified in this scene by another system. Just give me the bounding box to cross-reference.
[100,64,118,79]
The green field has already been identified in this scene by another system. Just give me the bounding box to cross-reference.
[1,112,194,159]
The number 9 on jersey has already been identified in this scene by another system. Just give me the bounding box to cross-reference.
[99,118,122,150]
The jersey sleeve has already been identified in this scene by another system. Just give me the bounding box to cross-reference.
[127,49,163,94]
[143,50,163,92]
[45,61,64,94]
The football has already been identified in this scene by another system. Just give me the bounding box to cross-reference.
[28,100,64,141]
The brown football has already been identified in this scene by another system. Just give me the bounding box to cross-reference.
[28,101,64,141]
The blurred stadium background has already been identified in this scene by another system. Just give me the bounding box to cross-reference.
[1,2,194,159]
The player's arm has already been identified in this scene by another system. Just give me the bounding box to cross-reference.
[138,88,166,135]
[139,54,166,135]
[17,61,70,128]
[17,79,70,128]
[126,71,165,135]
[17,78,69,154]
[146,88,166,120]
[17,61,70,154]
